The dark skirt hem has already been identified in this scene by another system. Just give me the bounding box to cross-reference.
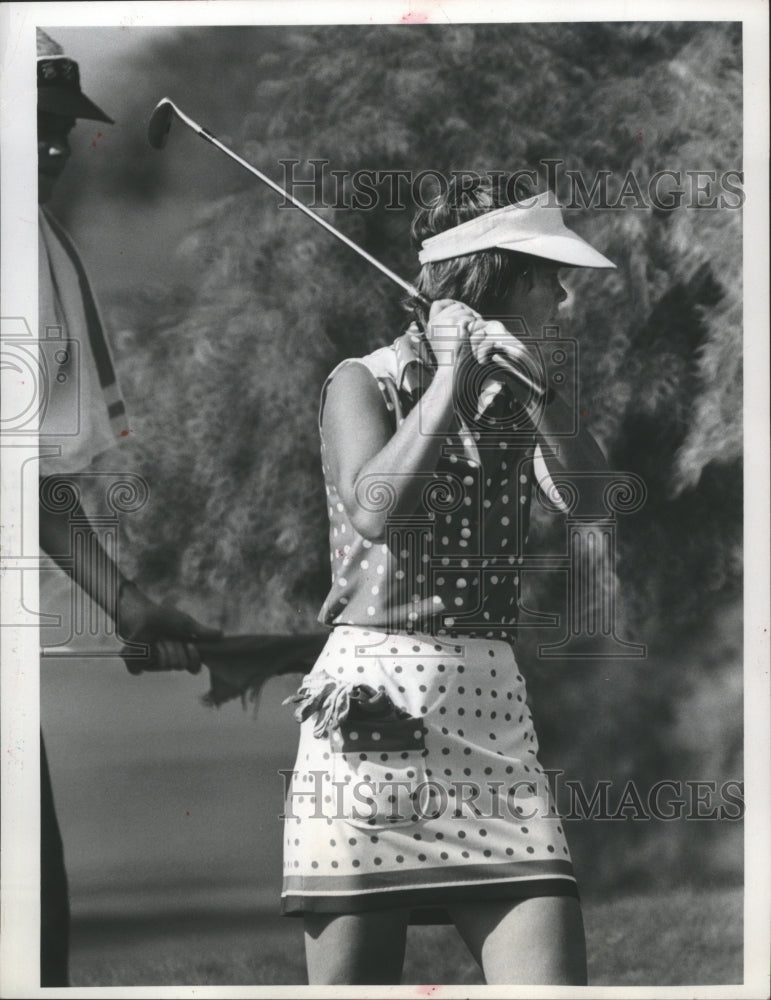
[281,876,579,923]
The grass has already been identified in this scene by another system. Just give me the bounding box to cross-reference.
[71,885,743,987]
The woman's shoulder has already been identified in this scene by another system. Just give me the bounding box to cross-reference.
[320,338,407,428]
[326,340,401,387]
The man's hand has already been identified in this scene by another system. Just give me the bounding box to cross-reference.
[118,580,222,674]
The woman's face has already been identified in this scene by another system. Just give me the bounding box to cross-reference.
[504,260,568,334]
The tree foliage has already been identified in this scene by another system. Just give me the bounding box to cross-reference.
[67,22,742,889]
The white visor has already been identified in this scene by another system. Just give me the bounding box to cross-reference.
[418,189,616,269]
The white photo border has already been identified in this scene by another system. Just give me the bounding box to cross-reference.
[1,2,768,997]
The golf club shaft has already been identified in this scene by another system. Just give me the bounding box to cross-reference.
[152,100,545,399]
[178,110,422,302]
[41,635,326,678]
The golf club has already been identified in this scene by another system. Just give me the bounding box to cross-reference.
[147,97,546,400]
[41,634,327,676]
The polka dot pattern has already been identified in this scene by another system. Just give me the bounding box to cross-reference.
[283,626,574,907]
[288,332,574,911]
[318,340,538,639]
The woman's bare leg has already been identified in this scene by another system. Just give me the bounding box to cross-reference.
[448,896,587,985]
[303,908,410,985]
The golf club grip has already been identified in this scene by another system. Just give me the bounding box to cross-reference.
[123,638,224,675]
[414,298,545,399]
[124,634,327,676]
[124,645,200,675]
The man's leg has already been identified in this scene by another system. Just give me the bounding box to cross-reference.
[40,733,70,987]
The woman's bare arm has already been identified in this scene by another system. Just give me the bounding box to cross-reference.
[323,300,482,541]
[322,360,457,541]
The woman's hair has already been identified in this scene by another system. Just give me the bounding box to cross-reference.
[408,173,538,328]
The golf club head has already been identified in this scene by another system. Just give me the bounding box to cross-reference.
[147,98,176,149]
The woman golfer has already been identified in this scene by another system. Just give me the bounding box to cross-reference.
[282,176,614,985]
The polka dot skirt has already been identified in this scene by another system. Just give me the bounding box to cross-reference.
[281,626,577,919]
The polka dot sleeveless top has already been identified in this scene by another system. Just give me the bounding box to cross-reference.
[318,326,539,642]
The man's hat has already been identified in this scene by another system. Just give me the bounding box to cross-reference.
[37,29,114,124]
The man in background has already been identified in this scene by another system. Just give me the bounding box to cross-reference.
[36,28,221,986]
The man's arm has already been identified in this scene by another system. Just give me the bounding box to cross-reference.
[40,489,221,670]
